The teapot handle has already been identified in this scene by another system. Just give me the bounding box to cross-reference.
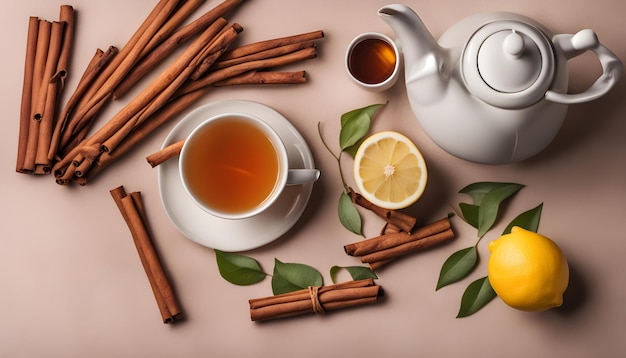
[546,29,623,104]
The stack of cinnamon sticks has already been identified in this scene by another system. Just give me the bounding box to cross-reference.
[249,279,383,321]
[16,5,74,174]
[15,0,324,185]
[110,185,183,324]
[345,188,455,270]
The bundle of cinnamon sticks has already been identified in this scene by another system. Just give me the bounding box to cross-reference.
[249,279,383,321]
[345,188,455,270]
[16,5,74,174]
[15,0,324,185]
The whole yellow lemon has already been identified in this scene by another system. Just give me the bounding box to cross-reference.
[487,226,569,312]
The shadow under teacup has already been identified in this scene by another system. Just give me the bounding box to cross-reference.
[180,112,320,220]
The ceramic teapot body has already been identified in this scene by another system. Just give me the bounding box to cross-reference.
[379,5,623,164]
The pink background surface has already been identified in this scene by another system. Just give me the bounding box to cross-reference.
[2,0,625,357]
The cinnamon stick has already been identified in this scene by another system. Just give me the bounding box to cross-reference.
[110,186,183,324]
[360,228,455,264]
[21,20,51,172]
[146,139,184,167]
[345,217,454,270]
[349,187,417,233]
[35,78,59,172]
[213,70,307,86]
[219,30,324,61]
[16,17,40,172]
[212,40,316,70]
[33,21,64,121]
[345,217,451,256]
[249,279,383,321]
[30,20,51,116]
[55,5,74,90]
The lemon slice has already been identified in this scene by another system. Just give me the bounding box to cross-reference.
[353,131,427,209]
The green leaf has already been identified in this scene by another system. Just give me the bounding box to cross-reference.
[503,203,543,235]
[459,203,479,229]
[339,103,384,155]
[476,183,525,237]
[436,246,478,290]
[330,265,378,283]
[457,276,497,318]
[459,181,512,205]
[338,191,362,235]
[214,250,267,285]
[271,259,323,295]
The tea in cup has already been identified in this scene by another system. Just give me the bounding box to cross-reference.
[345,32,401,91]
[180,113,319,219]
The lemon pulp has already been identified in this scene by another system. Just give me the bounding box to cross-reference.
[353,131,427,209]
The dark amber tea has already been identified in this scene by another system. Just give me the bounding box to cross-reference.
[182,116,279,215]
[348,38,397,84]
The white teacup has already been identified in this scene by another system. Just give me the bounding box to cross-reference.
[180,113,320,220]
[345,32,401,91]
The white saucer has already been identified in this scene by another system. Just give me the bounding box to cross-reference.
[158,100,316,252]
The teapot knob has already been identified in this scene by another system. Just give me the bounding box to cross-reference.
[503,31,525,58]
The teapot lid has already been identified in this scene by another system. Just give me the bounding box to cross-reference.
[462,20,555,108]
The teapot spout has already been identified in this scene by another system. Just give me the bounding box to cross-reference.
[379,4,448,104]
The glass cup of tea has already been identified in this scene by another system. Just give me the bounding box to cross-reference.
[345,32,401,91]
[179,113,320,220]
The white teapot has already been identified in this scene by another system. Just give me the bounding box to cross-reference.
[379,4,623,164]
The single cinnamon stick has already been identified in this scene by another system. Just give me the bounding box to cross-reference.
[345,217,451,257]
[249,279,382,321]
[22,20,51,172]
[55,5,74,90]
[113,0,245,99]
[16,17,40,172]
[35,78,59,172]
[360,228,455,264]
[30,20,51,116]
[348,187,417,233]
[110,186,183,324]
[146,139,184,167]
[214,70,307,86]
